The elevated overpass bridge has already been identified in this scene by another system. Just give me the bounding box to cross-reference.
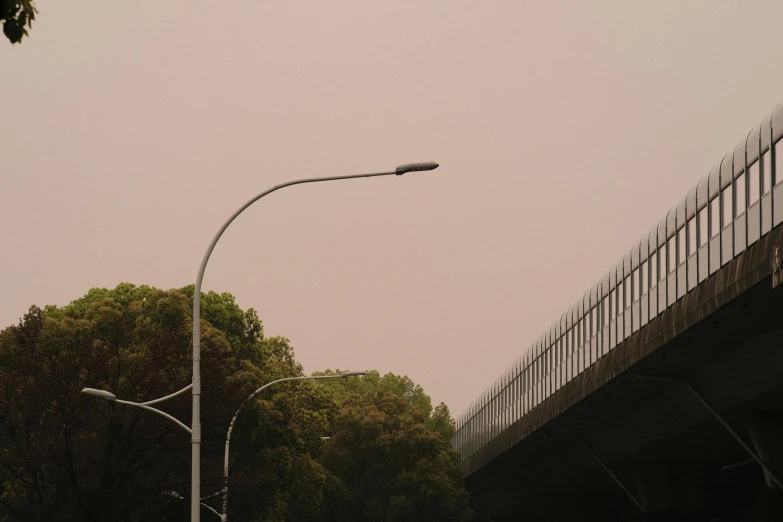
[452,103,783,521]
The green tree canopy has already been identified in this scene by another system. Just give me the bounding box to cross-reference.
[0,283,330,521]
[312,371,472,522]
[317,390,473,522]
[314,369,456,443]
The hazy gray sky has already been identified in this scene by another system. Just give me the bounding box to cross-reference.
[3,1,783,415]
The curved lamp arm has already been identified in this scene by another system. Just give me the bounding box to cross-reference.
[115,400,192,434]
[142,383,193,406]
[82,385,193,435]
[162,491,224,521]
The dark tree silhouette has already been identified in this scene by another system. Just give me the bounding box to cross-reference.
[2,1,36,44]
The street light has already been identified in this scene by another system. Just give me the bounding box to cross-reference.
[395,162,439,175]
[81,388,117,401]
[215,370,366,521]
[339,370,368,377]
[189,162,438,521]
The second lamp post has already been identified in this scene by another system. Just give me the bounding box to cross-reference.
[216,370,366,521]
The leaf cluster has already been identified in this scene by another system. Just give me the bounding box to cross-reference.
[1,0,36,44]
[314,369,457,443]
[310,371,473,522]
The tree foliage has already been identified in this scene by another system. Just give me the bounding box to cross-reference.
[314,370,456,443]
[1,0,36,44]
[0,284,326,520]
[314,371,472,522]
[0,284,473,521]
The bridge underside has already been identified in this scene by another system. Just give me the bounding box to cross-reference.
[466,232,783,521]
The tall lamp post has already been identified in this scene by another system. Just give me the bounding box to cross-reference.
[82,163,438,520]
[189,162,438,521]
